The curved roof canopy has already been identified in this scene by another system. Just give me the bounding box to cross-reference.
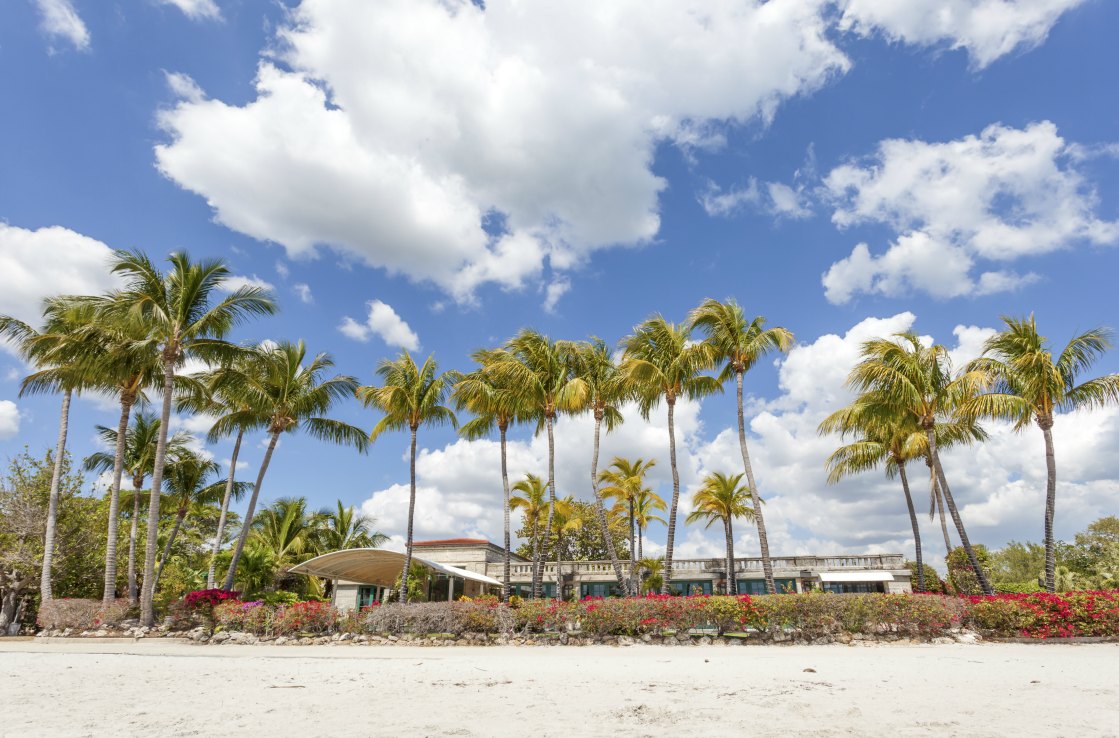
[289,548,501,587]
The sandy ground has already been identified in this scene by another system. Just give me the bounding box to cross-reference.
[2,639,1117,737]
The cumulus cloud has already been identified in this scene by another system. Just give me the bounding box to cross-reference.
[155,0,851,302]
[293,283,313,304]
[0,400,20,440]
[542,277,571,315]
[837,0,1088,69]
[165,71,205,103]
[158,0,222,21]
[218,274,274,293]
[822,122,1116,303]
[33,0,90,52]
[338,300,420,351]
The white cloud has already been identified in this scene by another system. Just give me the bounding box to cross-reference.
[837,0,1088,69]
[338,300,420,351]
[0,400,20,440]
[164,71,205,103]
[274,261,290,280]
[154,0,851,302]
[822,122,1115,303]
[218,274,274,293]
[158,0,222,21]
[542,277,571,314]
[33,0,90,52]
[699,179,762,217]
[293,283,313,304]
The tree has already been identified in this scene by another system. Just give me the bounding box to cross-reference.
[516,499,630,564]
[621,316,720,593]
[84,413,193,602]
[510,473,548,590]
[106,250,276,625]
[638,557,664,595]
[452,349,531,601]
[598,456,657,591]
[630,487,667,561]
[847,333,994,595]
[316,500,389,552]
[485,331,583,598]
[249,497,326,591]
[223,341,368,591]
[358,352,456,603]
[561,338,632,595]
[686,472,755,595]
[689,298,793,594]
[965,315,1119,592]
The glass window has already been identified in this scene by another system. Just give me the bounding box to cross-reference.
[736,578,798,595]
[823,582,886,594]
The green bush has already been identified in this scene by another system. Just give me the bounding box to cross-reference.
[260,590,300,607]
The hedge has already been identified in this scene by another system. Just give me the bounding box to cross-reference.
[37,598,131,630]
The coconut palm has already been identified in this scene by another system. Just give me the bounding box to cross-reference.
[509,473,548,595]
[552,496,585,597]
[847,332,994,595]
[560,338,631,595]
[686,472,756,595]
[106,250,276,625]
[485,330,583,597]
[689,298,793,594]
[638,557,665,595]
[452,349,532,601]
[84,413,194,601]
[965,316,1119,592]
[599,457,657,592]
[316,501,389,552]
[221,341,368,591]
[621,316,720,594]
[631,487,667,561]
[358,352,456,603]
[248,497,328,590]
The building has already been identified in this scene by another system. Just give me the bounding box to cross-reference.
[291,539,914,610]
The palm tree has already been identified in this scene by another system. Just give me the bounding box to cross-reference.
[552,496,585,597]
[485,330,583,598]
[689,299,793,594]
[84,413,193,602]
[106,250,276,625]
[509,473,548,595]
[452,349,531,601]
[847,332,994,595]
[249,497,327,590]
[317,500,389,551]
[599,457,657,592]
[1,297,103,602]
[631,487,667,561]
[223,341,368,591]
[358,352,456,603]
[621,316,720,594]
[686,472,755,595]
[561,338,631,595]
[965,315,1119,592]
[638,557,665,595]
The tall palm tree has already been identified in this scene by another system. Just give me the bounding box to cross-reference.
[847,332,994,595]
[1,297,103,602]
[965,315,1119,592]
[621,316,720,594]
[316,500,389,552]
[84,413,193,602]
[552,496,585,596]
[509,473,548,595]
[452,349,531,601]
[689,299,793,594]
[686,472,755,595]
[106,250,276,625]
[599,457,657,592]
[358,352,456,603]
[631,487,667,561]
[561,338,631,595]
[485,330,583,598]
[223,341,368,590]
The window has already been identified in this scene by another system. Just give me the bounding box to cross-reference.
[737,578,798,595]
[580,582,623,598]
[823,582,885,594]
[357,586,378,608]
[671,580,713,596]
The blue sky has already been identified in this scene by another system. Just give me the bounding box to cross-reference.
[2,0,1117,568]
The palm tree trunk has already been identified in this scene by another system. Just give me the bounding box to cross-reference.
[128,477,142,605]
[724,517,736,596]
[638,524,643,562]
[736,371,775,595]
[898,460,924,593]
[225,430,280,591]
[929,461,953,555]
[102,396,134,603]
[208,429,244,589]
[662,397,680,595]
[399,427,419,603]
[500,425,511,603]
[591,412,629,595]
[153,507,187,590]
[1040,422,1057,593]
[926,429,993,595]
[40,389,72,603]
[141,360,176,627]
[544,414,558,599]
[530,518,539,599]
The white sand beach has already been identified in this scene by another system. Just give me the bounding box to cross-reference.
[2,639,1117,737]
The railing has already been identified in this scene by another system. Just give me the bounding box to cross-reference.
[499,554,904,579]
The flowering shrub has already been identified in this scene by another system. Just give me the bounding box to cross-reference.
[360,601,514,635]
[176,589,242,629]
[272,600,340,636]
[968,591,1119,638]
[37,598,131,630]
[183,589,241,610]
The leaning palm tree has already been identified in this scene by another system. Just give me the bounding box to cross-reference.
[686,472,755,595]
[621,316,720,594]
[358,352,457,603]
[106,250,276,625]
[223,341,368,590]
[560,338,631,595]
[689,298,793,594]
[1,297,103,602]
[452,349,532,601]
[965,315,1119,592]
[316,500,389,552]
[848,333,994,595]
[485,330,583,597]
[599,457,657,592]
[509,473,548,595]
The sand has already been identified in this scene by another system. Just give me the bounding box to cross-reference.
[1,638,1117,737]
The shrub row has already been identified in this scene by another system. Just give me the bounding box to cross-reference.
[37,598,131,630]
[967,591,1119,638]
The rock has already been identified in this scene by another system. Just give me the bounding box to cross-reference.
[275,636,287,645]
[699,637,712,646]
[559,633,569,645]
[618,636,634,647]
[641,633,652,643]
[211,631,231,644]
[955,631,980,644]
[803,667,817,673]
